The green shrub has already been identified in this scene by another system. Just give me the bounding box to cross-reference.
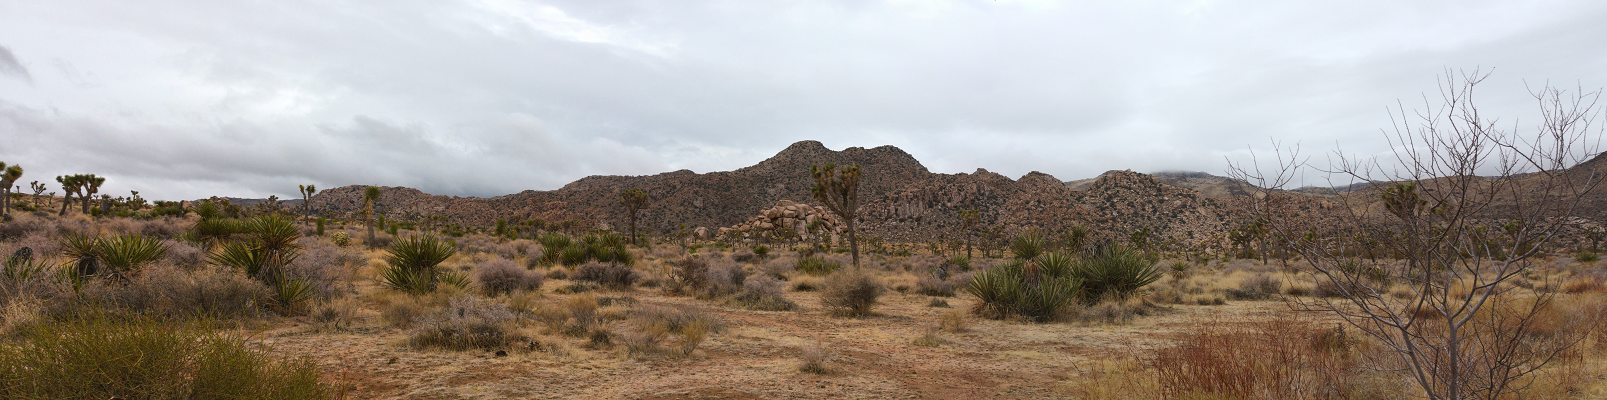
[0,315,329,399]
[796,256,841,276]
[314,217,326,236]
[821,269,884,317]
[1073,245,1162,303]
[1577,251,1600,263]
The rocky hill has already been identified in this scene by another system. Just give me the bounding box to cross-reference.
[314,141,1607,250]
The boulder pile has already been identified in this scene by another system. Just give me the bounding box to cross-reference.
[719,200,846,242]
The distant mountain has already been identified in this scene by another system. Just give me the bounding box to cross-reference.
[302,141,1278,245]
[295,141,1604,247]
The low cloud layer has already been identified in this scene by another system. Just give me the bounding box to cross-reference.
[2,1,1605,200]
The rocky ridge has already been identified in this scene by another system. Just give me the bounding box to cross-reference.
[303,141,1336,248]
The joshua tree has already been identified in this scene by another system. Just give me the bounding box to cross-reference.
[363,186,381,247]
[0,163,20,217]
[618,188,649,245]
[811,163,862,268]
[79,174,104,216]
[56,175,85,216]
[29,181,45,209]
[959,209,979,259]
[298,184,316,224]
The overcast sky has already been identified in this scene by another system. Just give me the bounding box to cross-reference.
[2,0,1605,201]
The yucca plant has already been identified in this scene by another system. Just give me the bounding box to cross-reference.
[381,235,457,295]
[208,215,301,281]
[1073,244,1162,303]
[58,234,168,281]
[1010,230,1046,261]
[269,276,318,315]
[59,234,103,278]
[965,260,1080,322]
[96,234,170,280]
[192,217,244,248]
[559,245,590,266]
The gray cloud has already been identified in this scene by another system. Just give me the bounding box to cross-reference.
[0,45,28,82]
[1,1,1605,200]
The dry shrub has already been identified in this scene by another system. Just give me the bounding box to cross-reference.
[912,329,944,347]
[572,262,639,289]
[1080,301,1136,325]
[1061,358,1161,400]
[381,299,427,328]
[407,296,520,350]
[733,275,796,311]
[1155,317,1362,400]
[915,274,957,297]
[798,344,834,374]
[790,276,821,292]
[284,236,365,298]
[938,310,967,333]
[310,299,357,332]
[623,304,725,356]
[136,217,187,239]
[1227,274,1281,300]
[81,264,267,320]
[821,269,884,317]
[475,257,543,296]
[544,268,569,280]
[161,240,207,270]
[761,256,796,279]
[1561,276,1605,294]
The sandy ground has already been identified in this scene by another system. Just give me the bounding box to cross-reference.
[257,285,1294,400]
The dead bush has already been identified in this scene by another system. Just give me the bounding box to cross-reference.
[381,299,427,328]
[1154,316,1362,399]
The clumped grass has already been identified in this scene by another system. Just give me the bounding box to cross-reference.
[407,296,520,351]
[0,315,330,399]
[821,269,885,317]
[476,257,543,296]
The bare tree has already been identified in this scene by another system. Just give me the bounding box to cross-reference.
[960,209,979,259]
[811,163,862,268]
[1228,70,1604,400]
